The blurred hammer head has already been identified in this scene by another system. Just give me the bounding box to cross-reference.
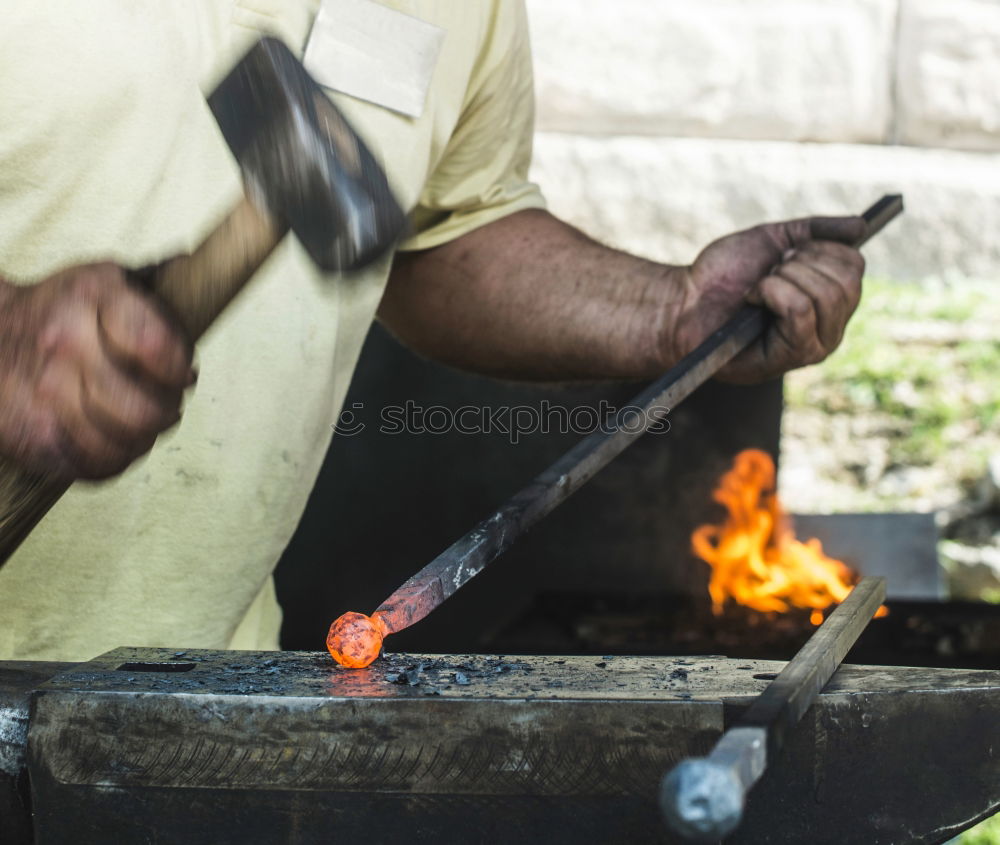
[208,38,406,271]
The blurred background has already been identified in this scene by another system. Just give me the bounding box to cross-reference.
[528,0,1000,604]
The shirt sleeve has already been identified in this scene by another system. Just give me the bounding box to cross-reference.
[398,0,546,252]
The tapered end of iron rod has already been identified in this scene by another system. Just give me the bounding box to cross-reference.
[660,758,745,842]
[660,726,767,841]
[857,194,904,247]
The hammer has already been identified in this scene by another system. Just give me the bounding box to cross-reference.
[0,38,406,567]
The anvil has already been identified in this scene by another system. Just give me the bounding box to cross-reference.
[2,647,999,844]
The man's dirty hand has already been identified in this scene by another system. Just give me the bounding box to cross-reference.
[669,216,866,383]
[0,263,194,479]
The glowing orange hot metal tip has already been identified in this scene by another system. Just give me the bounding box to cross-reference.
[326,611,389,669]
[327,555,451,668]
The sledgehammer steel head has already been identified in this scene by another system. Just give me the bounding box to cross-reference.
[209,37,406,271]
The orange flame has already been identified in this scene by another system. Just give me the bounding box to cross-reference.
[692,449,886,625]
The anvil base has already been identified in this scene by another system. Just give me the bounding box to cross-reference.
[2,648,998,844]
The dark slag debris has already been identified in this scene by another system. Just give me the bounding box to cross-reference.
[376,656,536,691]
[385,665,425,686]
[670,668,688,681]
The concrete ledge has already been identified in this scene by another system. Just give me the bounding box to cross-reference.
[528,0,895,143]
[530,133,1000,284]
[897,0,1000,151]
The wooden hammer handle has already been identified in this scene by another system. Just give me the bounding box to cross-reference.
[0,196,285,569]
[149,195,286,341]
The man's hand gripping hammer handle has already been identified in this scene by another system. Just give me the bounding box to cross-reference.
[0,38,405,569]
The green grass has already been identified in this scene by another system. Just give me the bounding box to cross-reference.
[957,813,1000,844]
[786,277,1000,474]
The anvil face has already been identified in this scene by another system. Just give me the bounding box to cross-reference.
[29,648,731,795]
[15,648,1000,845]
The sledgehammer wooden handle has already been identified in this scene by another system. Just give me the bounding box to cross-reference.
[0,197,286,565]
[149,195,285,341]
[0,472,70,565]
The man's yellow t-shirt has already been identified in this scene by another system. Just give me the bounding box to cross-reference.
[0,0,544,661]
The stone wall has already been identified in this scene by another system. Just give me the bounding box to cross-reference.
[526,0,1000,284]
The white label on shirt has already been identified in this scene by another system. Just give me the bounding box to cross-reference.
[304,0,445,118]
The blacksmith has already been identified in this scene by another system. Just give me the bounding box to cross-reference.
[0,1,864,660]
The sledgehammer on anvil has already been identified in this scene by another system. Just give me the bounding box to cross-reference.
[0,37,406,566]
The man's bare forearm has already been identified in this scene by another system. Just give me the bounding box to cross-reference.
[380,210,683,381]
[381,207,865,386]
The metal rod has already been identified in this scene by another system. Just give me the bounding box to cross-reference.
[659,576,887,842]
[371,196,904,636]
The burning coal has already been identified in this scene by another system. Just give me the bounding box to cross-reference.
[692,449,886,625]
